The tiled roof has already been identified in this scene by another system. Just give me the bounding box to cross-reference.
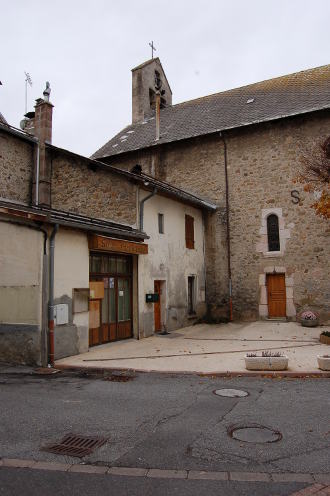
[92,64,330,160]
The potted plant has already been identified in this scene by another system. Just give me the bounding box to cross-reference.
[317,354,330,371]
[300,310,319,328]
[320,331,330,345]
[245,351,289,371]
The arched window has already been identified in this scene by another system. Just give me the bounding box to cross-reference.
[267,214,280,251]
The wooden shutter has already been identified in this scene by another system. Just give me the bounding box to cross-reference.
[185,215,195,249]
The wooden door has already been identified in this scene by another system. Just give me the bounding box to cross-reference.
[154,281,161,332]
[89,299,101,345]
[267,274,286,318]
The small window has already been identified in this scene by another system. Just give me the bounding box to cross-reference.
[158,213,164,234]
[188,276,196,315]
[267,214,280,251]
[185,215,194,249]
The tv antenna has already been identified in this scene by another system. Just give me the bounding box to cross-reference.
[24,71,32,113]
[149,41,156,59]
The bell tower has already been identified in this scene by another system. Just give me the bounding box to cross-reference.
[131,58,172,124]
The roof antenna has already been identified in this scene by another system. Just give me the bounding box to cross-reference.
[149,41,156,59]
[24,71,32,113]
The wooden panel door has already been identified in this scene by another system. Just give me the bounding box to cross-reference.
[267,274,286,318]
[89,299,101,345]
[154,281,161,332]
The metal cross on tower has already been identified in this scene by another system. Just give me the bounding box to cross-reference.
[149,41,156,59]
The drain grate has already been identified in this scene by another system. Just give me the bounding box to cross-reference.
[41,434,107,458]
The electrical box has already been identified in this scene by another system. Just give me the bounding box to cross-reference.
[145,293,159,303]
[54,304,69,326]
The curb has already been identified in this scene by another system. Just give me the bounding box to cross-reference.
[1,458,330,484]
[54,363,330,378]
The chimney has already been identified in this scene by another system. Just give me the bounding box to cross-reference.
[131,58,172,124]
[32,82,53,206]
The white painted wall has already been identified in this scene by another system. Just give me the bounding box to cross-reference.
[0,221,43,324]
[54,228,90,356]
[138,191,206,336]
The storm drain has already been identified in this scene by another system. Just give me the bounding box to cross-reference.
[213,389,248,398]
[41,434,107,458]
[228,424,282,444]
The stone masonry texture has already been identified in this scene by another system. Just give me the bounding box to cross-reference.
[106,111,330,322]
[51,155,137,226]
[0,131,33,203]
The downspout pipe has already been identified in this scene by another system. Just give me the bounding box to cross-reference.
[35,141,40,206]
[219,132,233,322]
[48,224,59,366]
[139,188,157,231]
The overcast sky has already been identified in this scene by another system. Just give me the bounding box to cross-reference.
[1,0,329,157]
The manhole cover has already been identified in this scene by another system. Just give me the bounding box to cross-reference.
[228,424,282,444]
[41,434,107,458]
[213,389,248,398]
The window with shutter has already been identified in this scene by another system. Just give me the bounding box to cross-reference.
[185,215,195,249]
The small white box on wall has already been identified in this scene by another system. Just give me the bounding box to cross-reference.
[54,304,69,325]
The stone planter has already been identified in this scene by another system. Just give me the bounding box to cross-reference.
[301,319,319,328]
[245,355,289,371]
[320,334,330,345]
[317,355,330,371]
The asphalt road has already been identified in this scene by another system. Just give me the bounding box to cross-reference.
[0,370,329,495]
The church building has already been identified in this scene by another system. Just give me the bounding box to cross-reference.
[92,58,330,324]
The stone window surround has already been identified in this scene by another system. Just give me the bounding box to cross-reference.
[259,266,296,319]
[256,208,291,257]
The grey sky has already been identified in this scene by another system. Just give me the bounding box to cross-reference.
[1,0,329,157]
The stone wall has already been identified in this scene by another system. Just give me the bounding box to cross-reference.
[108,111,330,322]
[0,130,33,203]
[51,155,137,226]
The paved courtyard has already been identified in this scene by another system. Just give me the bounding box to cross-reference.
[56,321,330,375]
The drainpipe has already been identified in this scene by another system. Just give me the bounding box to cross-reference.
[139,188,157,231]
[219,132,233,322]
[48,224,59,366]
[35,142,40,206]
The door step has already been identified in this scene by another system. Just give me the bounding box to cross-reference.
[266,318,287,322]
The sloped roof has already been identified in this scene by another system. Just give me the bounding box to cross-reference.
[92,64,330,160]
[0,111,8,125]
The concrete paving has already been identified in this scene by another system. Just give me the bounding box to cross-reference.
[56,321,330,375]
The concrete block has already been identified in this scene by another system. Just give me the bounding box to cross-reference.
[287,300,296,317]
[188,471,228,480]
[229,472,270,482]
[2,458,36,468]
[147,469,187,479]
[274,266,286,273]
[264,266,275,273]
[107,467,148,477]
[259,274,266,286]
[33,461,70,472]
[69,464,108,474]
[286,287,294,299]
[259,304,268,317]
[260,286,268,305]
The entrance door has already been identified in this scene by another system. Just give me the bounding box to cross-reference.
[267,274,286,318]
[89,253,133,345]
[154,281,161,332]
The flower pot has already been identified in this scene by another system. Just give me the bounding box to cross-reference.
[245,356,289,371]
[320,334,330,345]
[317,355,330,371]
[301,319,319,328]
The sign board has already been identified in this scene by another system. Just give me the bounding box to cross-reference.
[88,235,148,255]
